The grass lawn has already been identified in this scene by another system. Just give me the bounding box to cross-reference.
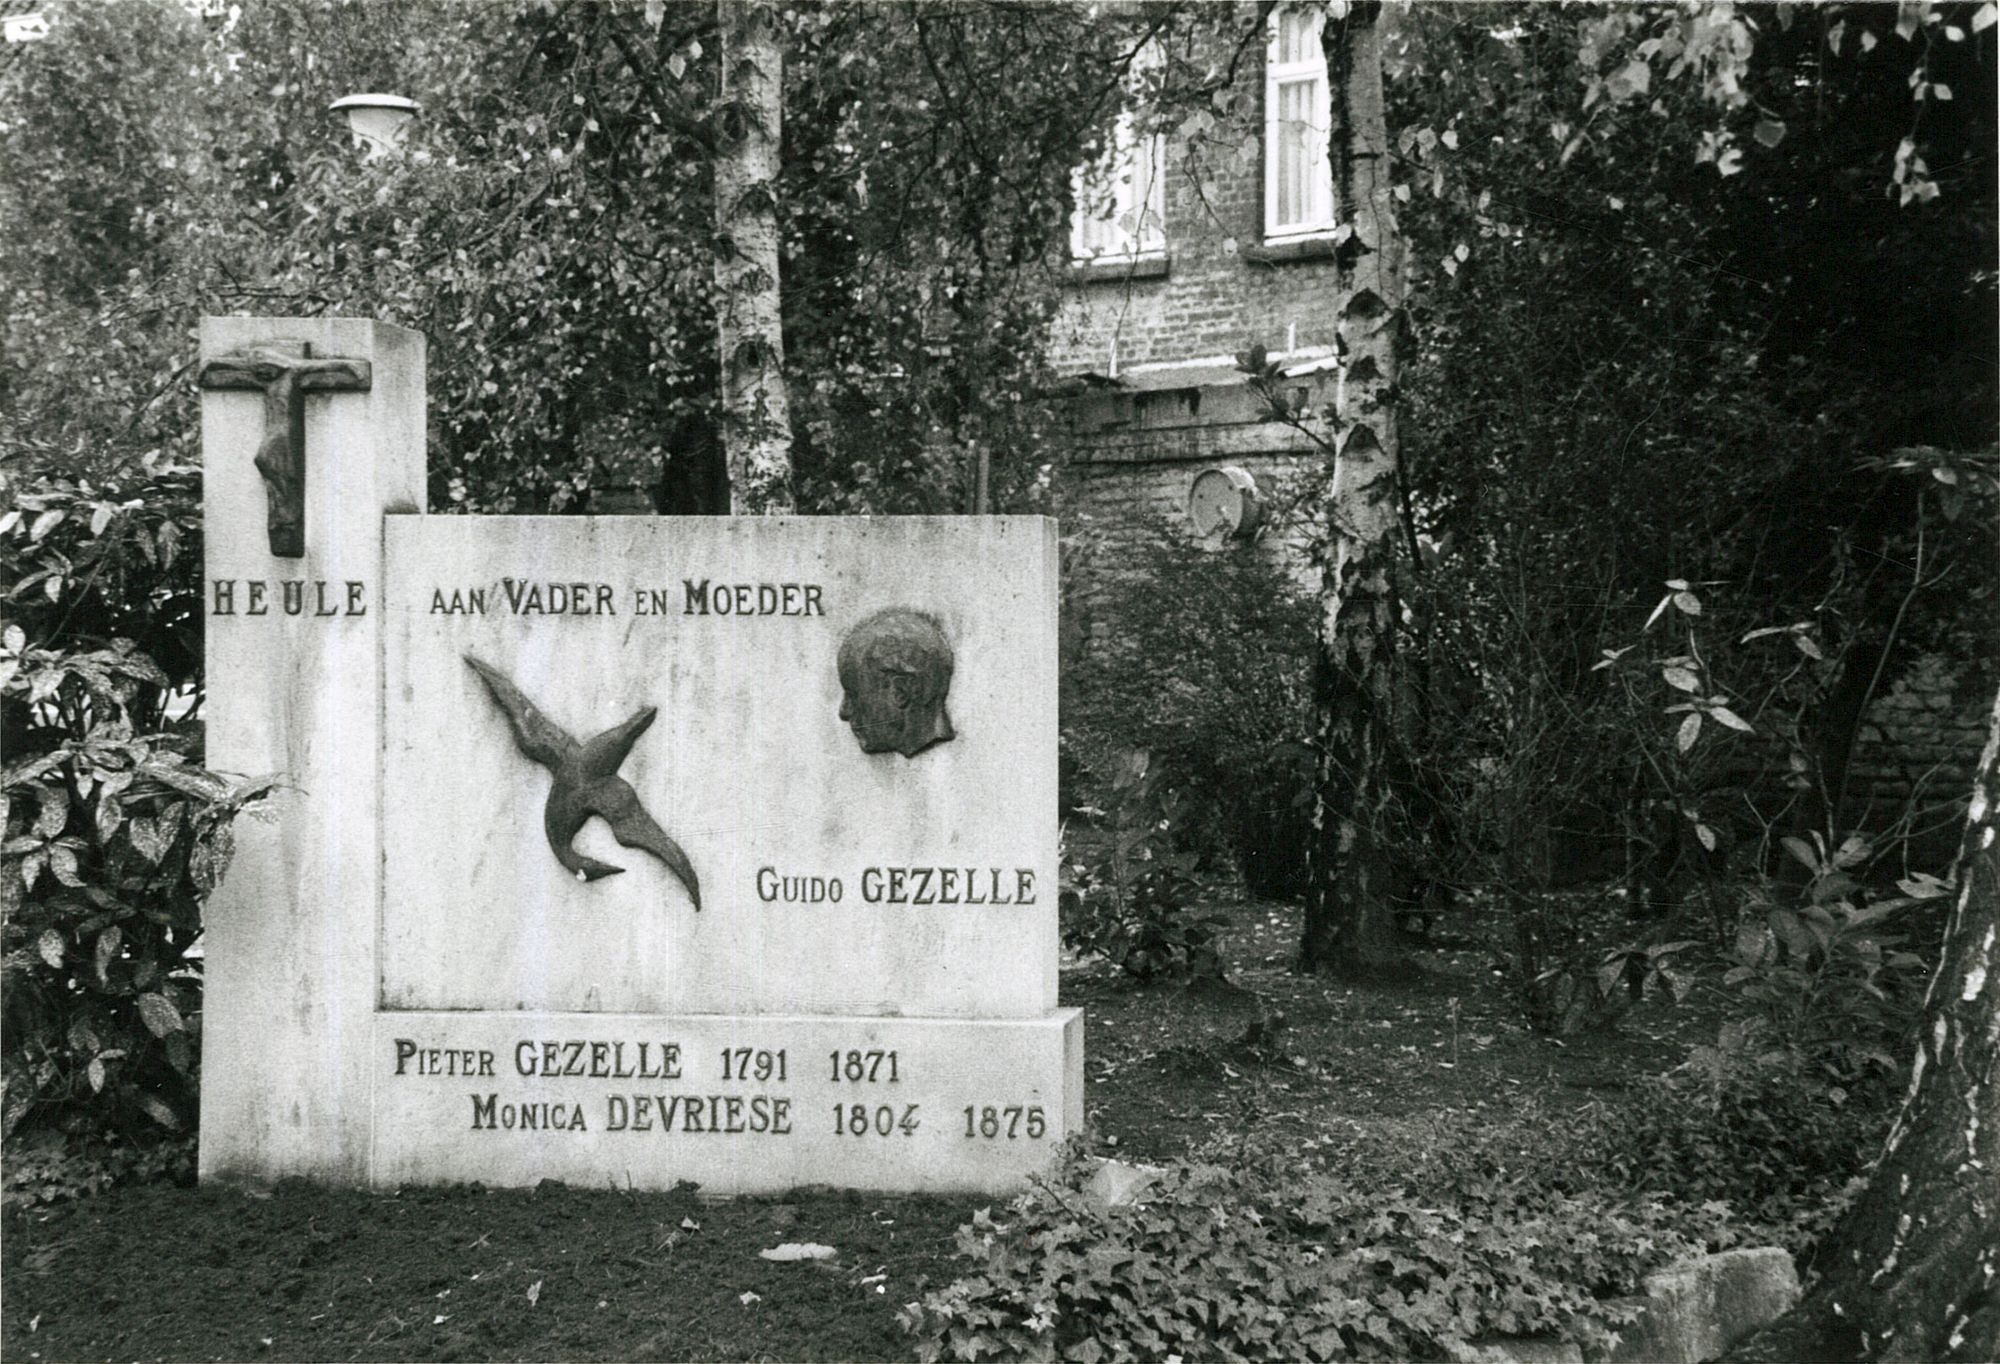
[3,894,1728,1362]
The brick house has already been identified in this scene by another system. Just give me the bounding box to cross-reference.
[1051,4,1344,648]
[1044,4,1989,860]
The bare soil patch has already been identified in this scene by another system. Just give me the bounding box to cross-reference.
[3,894,1726,1362]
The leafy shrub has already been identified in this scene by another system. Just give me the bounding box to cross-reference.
[1,1130,195,1209]
[1065,520,1315,900]
[1584,1026,1876,1257]
[903,1149,1743,1362]
[1580,844,1934,1252]
[1512,912,1699,1037]
[1,626,270,1144]
[1061,751,1224,981]
[0,456,205,703]
[1728,836,1939,1082]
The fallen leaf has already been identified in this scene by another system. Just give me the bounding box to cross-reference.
[680,1216,700,1230]
[739,1291,763,1306]
[760,1242,837,1262]
[526,1280,542,1307]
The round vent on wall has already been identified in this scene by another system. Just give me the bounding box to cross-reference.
[1187,465,1264,541]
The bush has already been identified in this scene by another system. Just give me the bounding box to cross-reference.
[1728,838,1939,1084]
[1,628,271,1144]
[903,1148,1745,1362]
[1579,848,1933,1253]
[1061,750,1225,981]
[1584,1028,1874,1258]
[1,1130,195,1208]
[1065,520,1315,900]
[2,458,262,1150]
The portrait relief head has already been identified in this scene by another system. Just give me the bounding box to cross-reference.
[836,608,955,758]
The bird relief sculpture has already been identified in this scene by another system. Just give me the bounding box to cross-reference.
[463,655,701,910]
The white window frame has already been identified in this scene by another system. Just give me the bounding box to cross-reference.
[1264,5,1336,243]
[1069,46,1167,263]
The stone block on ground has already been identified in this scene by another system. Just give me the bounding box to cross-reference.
[1081,1157,1165,1209]
[1595,1247,1800,1364]
[1450,1336,1584,1364]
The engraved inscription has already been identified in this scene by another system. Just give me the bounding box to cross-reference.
[682,580,824,616]
[211,578,367,617]
[384,1031,1059,1153]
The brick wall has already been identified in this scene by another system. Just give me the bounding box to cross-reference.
[1048,4,1349,377]
[1844,653,1993,854]
[1057,379,1330,669]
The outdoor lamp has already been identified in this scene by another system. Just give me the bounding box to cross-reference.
[329,93,419,159]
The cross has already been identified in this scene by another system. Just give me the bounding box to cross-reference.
[197,342,372,558]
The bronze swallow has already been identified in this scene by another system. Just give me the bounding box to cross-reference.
[464,654,701,909]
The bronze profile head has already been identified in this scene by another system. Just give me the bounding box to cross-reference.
[837,608,955,757]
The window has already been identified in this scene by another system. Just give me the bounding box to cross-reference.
[1265,5,1334,241]
[1070,48,1167,262]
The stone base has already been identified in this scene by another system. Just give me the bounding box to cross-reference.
[363,1008,1083,1195]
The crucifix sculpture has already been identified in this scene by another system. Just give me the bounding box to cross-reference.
[197,342,372,557]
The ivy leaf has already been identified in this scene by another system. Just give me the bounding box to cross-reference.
[87,1056,107,1093]
[1753,119,1787,149]
[1606,58,1651,101]
[36,928,63,969]
[137,992,184,1037]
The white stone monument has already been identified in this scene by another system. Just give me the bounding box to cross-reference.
[196,316,1081,1193]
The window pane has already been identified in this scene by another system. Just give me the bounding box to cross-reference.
[1133,134,1163,249]
[1277,79,1316,227]
[1277,8,1317,64]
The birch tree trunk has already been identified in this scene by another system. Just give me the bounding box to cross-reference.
[1298,0,1411,976]
[1726,686,2000,1363]
[714,0,794,513]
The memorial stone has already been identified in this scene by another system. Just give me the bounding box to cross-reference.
[197,316,1081,1194]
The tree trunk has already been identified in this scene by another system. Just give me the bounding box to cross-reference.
[1299,0,1411,977]
[714,0,794,514]
[1726,685,2000,1363]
